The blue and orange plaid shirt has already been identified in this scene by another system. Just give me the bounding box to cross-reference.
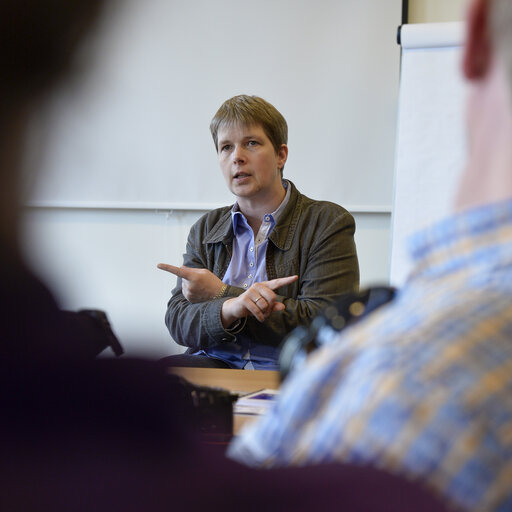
[229,200,512,512]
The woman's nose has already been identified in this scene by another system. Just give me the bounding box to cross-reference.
[232,145,246,163]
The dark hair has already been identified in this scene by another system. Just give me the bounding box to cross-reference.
[0,0,105,110]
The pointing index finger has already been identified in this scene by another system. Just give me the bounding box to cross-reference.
[265,275,298,291]
[157,263,183,278]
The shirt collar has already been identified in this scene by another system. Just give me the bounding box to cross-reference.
[231,179,291,233]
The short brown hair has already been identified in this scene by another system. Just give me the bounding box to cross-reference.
[210,95,288,172]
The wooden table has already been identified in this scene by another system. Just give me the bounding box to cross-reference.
[169,367,280,393]
[169,367,280,435]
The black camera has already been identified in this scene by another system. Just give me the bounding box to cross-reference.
[61,308,124,358]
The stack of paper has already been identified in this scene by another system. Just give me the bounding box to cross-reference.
[234,389,279,416]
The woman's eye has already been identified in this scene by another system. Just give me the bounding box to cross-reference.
[221,144,231,152]
[247,140,258,147]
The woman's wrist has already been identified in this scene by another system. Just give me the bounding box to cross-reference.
[212,283,227,299]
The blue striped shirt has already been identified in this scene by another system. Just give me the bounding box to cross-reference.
[229,199,512,511]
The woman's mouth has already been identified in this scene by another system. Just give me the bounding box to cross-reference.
[233,172,251,182]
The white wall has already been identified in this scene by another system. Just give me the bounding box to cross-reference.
[30,0,400,212]
[21,208,390,359]
[409,0,469,23]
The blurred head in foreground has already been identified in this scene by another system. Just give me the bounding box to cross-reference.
[0,0,106,260]
[456,0,512,211]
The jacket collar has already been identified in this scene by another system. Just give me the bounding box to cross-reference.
[268,180,301,251]
[203,208,233,245]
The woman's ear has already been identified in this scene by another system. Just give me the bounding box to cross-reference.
[277,144,288,170]
[463,0,493,79]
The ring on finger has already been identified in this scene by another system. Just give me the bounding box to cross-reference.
[254,296,263,304]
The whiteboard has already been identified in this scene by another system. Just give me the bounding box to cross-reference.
[390,22,467,286]
[25,0,401,212]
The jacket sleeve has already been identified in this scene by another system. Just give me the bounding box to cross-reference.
[164,217,238,351]
[235,208,360,348]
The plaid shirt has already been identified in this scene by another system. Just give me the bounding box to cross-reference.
[229,200,512,512]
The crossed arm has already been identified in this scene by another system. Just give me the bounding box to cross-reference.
[159,206,359,351]
[157,263,297,328]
